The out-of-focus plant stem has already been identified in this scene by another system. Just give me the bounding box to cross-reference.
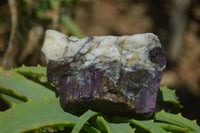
[61,15,84,38]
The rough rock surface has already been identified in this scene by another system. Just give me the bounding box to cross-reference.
[42,30,166,116]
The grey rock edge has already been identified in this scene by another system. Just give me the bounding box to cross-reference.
[42,30,166,117]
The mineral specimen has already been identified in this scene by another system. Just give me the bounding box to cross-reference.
[42,30,166,117]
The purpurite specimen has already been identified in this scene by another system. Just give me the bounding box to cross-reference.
[42,30,166,117]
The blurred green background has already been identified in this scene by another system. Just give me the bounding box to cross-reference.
[0,0,199,125]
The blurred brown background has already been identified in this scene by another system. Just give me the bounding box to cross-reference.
[0,0,200,124]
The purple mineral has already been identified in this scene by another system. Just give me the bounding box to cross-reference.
[42,30,166,117]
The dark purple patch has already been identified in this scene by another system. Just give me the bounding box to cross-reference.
[150,47,166,68]
[134,69,163,116]
[58,67,105,108]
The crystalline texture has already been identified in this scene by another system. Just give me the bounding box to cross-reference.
[42,30,166,117]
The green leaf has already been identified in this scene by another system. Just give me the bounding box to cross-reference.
[82,124,101,133]
[0,83,28,102]
[155,110,200,133]
[0,68,55,100]
[93,116,133,133]
[14,65,54,90]
[92,116,110,133]
[61,15,84,38]
[71,110,99,133]
[15,65,46,76]
[157,86,182,112]
[155,122,192,133]
[130,119,167,133]
[157,86,178,102]
[107,122,134,133]
[0,98,78,133]
[0,93,23,105]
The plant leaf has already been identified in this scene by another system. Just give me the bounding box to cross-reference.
[130,119,167,133]
[82,124,101,133]
[0,83,28,102]
[15,65,46,76]
[92,116,110,133]
[157,86,182,112]
[0,98,78,133]
[157,86,178,102]
[0,93,23,105]
[61,15,84,38]
[0,68,55,100]
[71,110,99,133]
[155,110,200,133]
[107,122,134,133]
[93,116,133,133]
[155,122,192,133]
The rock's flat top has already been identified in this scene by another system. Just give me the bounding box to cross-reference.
[42,30,163,68]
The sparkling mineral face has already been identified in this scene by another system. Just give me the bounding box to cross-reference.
[42,30,166,117]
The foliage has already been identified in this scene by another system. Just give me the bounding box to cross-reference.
[0,66,199,133]
[20,0,84,38]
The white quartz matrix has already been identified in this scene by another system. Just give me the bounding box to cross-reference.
[42,30,163,74]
